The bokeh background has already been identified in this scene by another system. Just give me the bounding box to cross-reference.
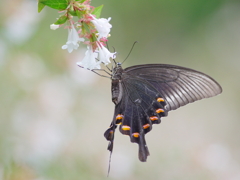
[0,0,240,179]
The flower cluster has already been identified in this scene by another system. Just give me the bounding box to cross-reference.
[45,0,116,70]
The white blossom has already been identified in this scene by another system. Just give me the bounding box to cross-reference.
[97,44,116,65]
[62,24,84,53]
[77,46,100,70]
[91,15,112,40]
[50,24,59,30]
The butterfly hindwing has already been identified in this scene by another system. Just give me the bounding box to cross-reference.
[119,94,150,161]
[105,74,169,161]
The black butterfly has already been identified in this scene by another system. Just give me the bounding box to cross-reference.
[103,63,222,162]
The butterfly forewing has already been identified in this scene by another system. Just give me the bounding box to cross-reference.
[104,63,222,162]
[124,64,222,111]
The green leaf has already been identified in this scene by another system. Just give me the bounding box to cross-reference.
[38,2,46,13]
[76,0,86,3]
[39,0,69,11]
[92,5,103,18]
[54,15,68,25]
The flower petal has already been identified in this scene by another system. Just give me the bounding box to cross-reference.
[91,15,112,40]
[50,24,59,30]
[77,46,101,70]
[97,44,116,65]
[62,23,84,53]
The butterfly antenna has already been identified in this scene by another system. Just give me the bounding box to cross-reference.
[121,41,138,64]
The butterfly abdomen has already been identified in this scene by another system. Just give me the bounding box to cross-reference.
[111,80,123,105]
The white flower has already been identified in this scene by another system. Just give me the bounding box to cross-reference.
[97,44,116,65]
[91,15,112,40]
[77,46,101,70]
[62,24,84,53]
[50,24,59,30]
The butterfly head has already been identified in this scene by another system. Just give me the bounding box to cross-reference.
[117,62,122,66]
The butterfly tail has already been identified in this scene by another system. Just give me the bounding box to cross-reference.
[138,133,150,162]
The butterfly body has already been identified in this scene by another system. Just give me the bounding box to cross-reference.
[111,65,123,104]
[104,63,222,162]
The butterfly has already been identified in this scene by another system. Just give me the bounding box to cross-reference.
[103,63,222,162]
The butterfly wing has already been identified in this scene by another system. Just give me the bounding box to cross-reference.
[104,64,222,162]
[124,64,222,111]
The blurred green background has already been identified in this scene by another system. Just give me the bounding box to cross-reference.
[0,0,240,179]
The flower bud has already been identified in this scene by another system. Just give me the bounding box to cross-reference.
[50,24,60,30]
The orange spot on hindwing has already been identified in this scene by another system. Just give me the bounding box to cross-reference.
[116,114,123,124]
[122,125,130,131]
[132,132,140,138]
[150,116,158,121]
[156,108,164,114]
[116,114,124,120]
[157,97,165,102]
[143,124,150,129]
